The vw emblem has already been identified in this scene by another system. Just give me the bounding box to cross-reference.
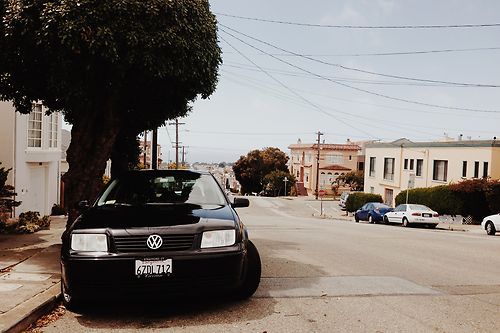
[146,234,163,250]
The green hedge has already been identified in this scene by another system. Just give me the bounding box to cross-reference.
[395,179,500,222]
[345,193,383,212]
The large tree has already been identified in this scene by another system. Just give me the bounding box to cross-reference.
[233,147,289,195]
[0,0,221,224]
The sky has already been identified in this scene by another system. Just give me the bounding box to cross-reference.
[67,0,500,163]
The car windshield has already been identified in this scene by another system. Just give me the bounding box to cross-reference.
[408,204,432,211]
[373,203,390,209]
[97,172,226,206]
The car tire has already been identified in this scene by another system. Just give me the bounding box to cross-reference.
[486,221,496,236]
[233,240,261,300]
[61,281,81,312]
[355,214,359,223]
[368,215,375,224]
[402,217,410,227]
[383,216,389,224]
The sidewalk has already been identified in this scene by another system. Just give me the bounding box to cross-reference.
[0,217,65,333]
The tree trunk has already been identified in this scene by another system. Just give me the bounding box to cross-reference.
[63,102,121,227]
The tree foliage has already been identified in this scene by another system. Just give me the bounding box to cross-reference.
[233,147,289,194]
[335,171,364,191]
[263,170,296,196]
[0,162,21,214]
[0,0,221,224]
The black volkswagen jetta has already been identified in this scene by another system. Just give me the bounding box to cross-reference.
[61,170,261,309]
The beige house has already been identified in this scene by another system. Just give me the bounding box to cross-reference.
[364,138,500,206]
[0,101,62,217]
[289,140,361,195]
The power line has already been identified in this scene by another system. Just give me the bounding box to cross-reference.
[219,35,379,140]
[220,24,500,88]
[216,12,500,29]
[219,27,500,113]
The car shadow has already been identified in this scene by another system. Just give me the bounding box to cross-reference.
[72,238,329,330]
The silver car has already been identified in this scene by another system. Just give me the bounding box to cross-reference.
[384,204,439,228]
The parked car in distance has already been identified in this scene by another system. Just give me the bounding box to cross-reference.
[339,192,350,210]
[384,204,439,228]
[354,202,393,224]
[61,170,261,310]
[481,213,500,236]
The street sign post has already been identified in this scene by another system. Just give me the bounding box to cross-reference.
[319,190,326,216]
[406,173,415,204]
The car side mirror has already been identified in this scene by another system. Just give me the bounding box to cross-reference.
[76,200,90,211]
[231,197,249,208]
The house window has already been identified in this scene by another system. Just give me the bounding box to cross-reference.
[358,161,364,171]
[49,113,58,148]
[416,159,423,177]
[462,161,467,178]
[383,158,395,181]
[370,186,374,194]
[326,154,343,164]
[28,104,43,148]
[369,157,376,177]
[403,159,408,170]
[483,162,489,178]
[474,161,479,178]
[409,159,414,170]
[349,155,352,160]
[432,160,448,182]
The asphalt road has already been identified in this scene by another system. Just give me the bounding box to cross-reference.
[43,197,500,333]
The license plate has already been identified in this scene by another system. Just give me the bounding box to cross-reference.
[422,213,432,217]
[135,259,172,277]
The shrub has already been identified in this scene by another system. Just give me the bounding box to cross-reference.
[51,204,67,216]
[345,192,383,212]
[449,179,499,221]
[395,186,461,215]
[15,211,50,234]
[486,182,500,213]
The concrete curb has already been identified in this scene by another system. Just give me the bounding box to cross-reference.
[1,282,61,333]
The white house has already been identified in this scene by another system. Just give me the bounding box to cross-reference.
[0,101,62,217]
[364,138,500,206]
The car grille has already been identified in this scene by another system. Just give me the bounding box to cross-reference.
[113,234,195,252]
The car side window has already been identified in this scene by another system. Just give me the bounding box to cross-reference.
[367,204,373,210]
[400,205,407,212]
[361,204,368,210]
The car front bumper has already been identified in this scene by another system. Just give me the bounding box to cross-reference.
[61,248,246,300]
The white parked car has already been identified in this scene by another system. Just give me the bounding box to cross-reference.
[384,204,439,228]
[481,213,500,236]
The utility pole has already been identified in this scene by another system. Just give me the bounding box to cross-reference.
[315,131,323,200]
[181,146,186,167]
[152,128,158,170]
[168,118,185,169]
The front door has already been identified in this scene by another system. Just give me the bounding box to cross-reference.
[29,166,46,215]
[384,188,394,206]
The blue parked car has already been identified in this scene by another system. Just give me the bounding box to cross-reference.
[354,202,393,224]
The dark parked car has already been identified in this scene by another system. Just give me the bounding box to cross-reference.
[354,202,393,224]
[61,170,261,310]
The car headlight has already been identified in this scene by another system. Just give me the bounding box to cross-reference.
[71,233,108,252]
[201,230,236,248]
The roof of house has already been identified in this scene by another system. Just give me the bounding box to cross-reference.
[320,164,352,171]
[366,138,500,149]
[288,143,361,151]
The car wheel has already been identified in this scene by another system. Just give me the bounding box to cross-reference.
[61,281,81,312]
[486,221,496,236]
[233,240,261,300]
[368,215,375,224]
[383,216,389,224]
[402,217,410,227]
[355,214,359,223]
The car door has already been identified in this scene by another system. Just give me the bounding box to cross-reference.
[358,204,369,220]
[389,204,402,223]
[399,204,408,223]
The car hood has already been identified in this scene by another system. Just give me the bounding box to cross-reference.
[72,204,236,230]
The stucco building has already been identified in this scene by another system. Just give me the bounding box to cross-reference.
[289,140,362,195]
[0,101,62,217]
[364,138,500,206]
